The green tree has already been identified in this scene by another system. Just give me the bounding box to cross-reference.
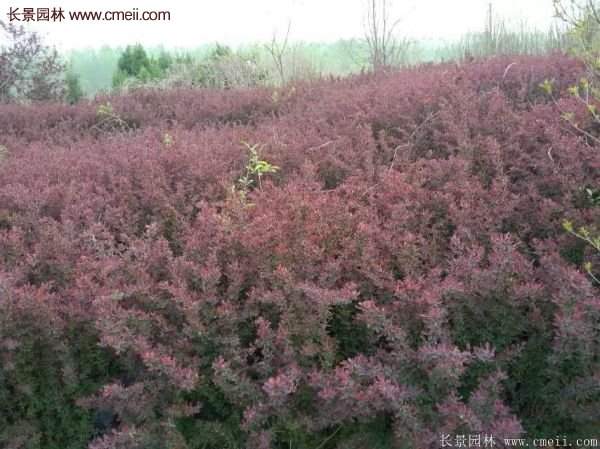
[0,20,66,102]
[111,69,128,88]
[65,69,83,104]
[157,51,173,72]
[113,45,176,88]
[117,44,150,77]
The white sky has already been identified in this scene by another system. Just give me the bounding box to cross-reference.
[1,0,560,49]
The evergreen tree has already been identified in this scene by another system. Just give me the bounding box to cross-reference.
[65,70,83,104]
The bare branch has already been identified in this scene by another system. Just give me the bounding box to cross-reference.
[265,19,292,85]
[362,0,411,71]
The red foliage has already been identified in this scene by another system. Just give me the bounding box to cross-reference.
[0,54,599,448]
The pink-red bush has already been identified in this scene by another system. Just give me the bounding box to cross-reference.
[0,54,599,449]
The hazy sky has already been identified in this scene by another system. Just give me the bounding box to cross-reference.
[2,0,559,49]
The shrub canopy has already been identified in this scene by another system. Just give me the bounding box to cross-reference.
[0,54,599,448]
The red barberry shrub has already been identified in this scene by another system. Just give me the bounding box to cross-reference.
[0,54,598,449]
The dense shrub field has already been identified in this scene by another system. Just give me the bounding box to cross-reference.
[0,54,599,449]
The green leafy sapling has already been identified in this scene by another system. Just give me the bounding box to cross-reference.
[92,102,131,133]
[563,219,600,283]
[163,133,174,148]
[240,141,279,189]
[231,141,280,208]
[539,78,555,96]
